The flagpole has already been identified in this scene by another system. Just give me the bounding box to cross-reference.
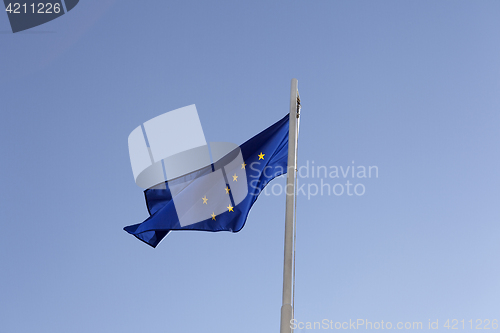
[280,78,299,333]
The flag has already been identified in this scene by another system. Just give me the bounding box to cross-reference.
[124,114,290,247]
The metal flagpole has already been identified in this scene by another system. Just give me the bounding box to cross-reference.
[280,78,299,333]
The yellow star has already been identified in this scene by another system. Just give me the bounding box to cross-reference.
[232,174,238,181]
[202,196,208,204]
[227,205,234,212]
[241,162,246,169]
[225,186,231,194]
[211,212,216,220]
[258,152,265,160]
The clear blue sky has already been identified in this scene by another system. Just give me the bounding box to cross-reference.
[1,1,499,332]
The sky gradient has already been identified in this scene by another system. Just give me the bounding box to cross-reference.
[1,1,499,332]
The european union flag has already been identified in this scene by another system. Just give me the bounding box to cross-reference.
[124,114,289,247]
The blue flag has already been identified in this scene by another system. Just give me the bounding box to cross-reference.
[124,114,289,247]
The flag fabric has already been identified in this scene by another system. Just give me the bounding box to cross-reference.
[124,114,290,247]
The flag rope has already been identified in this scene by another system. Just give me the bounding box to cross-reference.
[292,95,301,322]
